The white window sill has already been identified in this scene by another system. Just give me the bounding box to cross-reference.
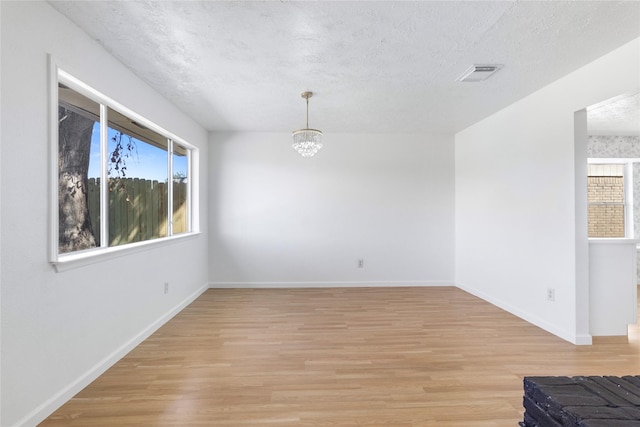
[588,238,639,244]
[51,232,202,272]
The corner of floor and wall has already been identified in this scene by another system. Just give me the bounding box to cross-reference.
[1,1,639,426]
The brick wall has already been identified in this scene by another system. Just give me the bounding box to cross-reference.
[588,175,625,237]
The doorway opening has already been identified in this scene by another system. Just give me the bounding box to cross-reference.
[585,91,640,340]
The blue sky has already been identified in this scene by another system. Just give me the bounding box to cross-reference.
[87,123,187,181]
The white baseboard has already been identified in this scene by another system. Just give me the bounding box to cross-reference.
[456,282,592,345]
[209,280,454,289]
[18,283,210,427]
[17,279,590,426]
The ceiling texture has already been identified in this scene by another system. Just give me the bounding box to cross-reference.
[587,92,640,136]
[49,1,640,134]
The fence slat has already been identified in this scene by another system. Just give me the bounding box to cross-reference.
[88,178,183,245]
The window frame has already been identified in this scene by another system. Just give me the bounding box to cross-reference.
[587,158,634,239]
[50,63,199,272]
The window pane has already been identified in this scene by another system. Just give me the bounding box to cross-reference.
[587,164,625,238]
[588,203,625,237]
[172,143,189,234]
[107,108,168,246]
[58,84,101,253]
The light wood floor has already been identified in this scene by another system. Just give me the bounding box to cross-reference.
[41,287,640,426]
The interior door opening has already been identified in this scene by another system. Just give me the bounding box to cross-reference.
[585,91,640,339]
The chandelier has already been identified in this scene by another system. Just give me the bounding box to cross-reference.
[292,91,323,157]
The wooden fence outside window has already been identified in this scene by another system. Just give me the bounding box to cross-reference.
[87,177,187,247]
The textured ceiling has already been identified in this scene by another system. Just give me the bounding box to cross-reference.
[49,1,640,134]
[588,92,640,136]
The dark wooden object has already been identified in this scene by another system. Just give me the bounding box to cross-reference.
[521,376,640,426]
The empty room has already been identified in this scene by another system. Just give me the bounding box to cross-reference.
[1,1,640,426]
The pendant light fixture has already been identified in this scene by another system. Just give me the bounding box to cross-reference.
[292,91,323,157]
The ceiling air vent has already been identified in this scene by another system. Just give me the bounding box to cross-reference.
[456,64,502,82]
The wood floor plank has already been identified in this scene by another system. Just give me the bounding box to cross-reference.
[40,287,640,426]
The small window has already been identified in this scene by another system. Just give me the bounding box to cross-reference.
[587,164,627,237]
[55,71,196,260]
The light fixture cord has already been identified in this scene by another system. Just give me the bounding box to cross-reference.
[306,96,309,129]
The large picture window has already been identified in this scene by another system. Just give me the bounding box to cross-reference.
[54,70,195,263]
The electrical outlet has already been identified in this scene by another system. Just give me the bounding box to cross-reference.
[546,287,555,302]
[358,259,364,268]
[164,282,169,295]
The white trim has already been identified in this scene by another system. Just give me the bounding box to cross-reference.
[625,162,634,238]
[52,231,202,273]
[168,139,174,236]
[456,281,592,345]
[209,281,454,289]
[99,104,109,248]
[186,147,193,232]
[588,158,640,163]
[589,238,640,245]
[573,334,594,345]
[575,110,591,346]
[189,148,200,233]
[0,3,3,419]
[587,158,636,239]
[48,55,60,266]
[51,62,200,265]
[16,283,210,427]
[58,70,195,151]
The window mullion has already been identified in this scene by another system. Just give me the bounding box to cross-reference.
[168,139,174,236]
[100,104,109,248]
[625,162,634,238]
[186,148,192,232]
[53,67,197,264]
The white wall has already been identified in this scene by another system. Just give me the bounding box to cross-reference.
[1,1,634,424]
[455,38,639,344]
[0,2,209,426]
[209,132,455,287]
[0,2,3,422]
